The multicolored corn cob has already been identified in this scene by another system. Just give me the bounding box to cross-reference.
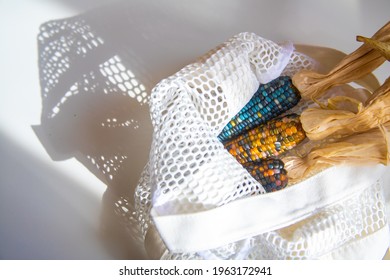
[224,114,306,164]
[243,158,288,192]
[218,76,301,142]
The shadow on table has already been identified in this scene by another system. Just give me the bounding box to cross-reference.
[33,1,157,259]
[33,0,257,259]
[32,0,241,259]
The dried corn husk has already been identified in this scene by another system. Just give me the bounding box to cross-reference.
[300,77,390,140]
[292,21,390,102]
[283,21,390,184]
[294,45,380,93]
[284,122,390,184]
[357,35,390,61]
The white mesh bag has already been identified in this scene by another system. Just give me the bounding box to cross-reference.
[134,33,390,260]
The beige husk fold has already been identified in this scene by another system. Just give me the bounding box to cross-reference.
[284,122,390,184]
[292,21,390,103]
[300,77,390,140]
[357,35,390,61]
[284,21,390,184]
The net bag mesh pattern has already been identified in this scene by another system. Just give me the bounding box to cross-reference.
[134,32,389,259]
[148,33,313,213]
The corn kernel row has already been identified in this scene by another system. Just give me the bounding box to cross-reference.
[218,76,301,142]
[243,158,288,192]
[224,114,306,165]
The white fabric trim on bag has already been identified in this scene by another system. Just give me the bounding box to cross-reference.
[151,164,386,253]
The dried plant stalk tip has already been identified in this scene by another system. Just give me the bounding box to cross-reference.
[356,35,390,60]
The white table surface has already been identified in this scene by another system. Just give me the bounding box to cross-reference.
[1,0,389,259]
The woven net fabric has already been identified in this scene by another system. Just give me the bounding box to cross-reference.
[135,32,389,259]
[146,33,314,215]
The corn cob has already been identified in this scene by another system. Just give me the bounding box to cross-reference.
[243,158,288,192]
[218,76,301,142]
[224,114,306,164]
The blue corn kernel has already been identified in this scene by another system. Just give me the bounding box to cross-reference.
[218,76,301,142]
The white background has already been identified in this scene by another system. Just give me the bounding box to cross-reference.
[0,0,389,259]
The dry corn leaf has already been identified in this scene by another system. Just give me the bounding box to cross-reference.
[292,21,390,102]
[366,76,390,104]
[283,21,390,185]
[324,84,372,104]
[284,122,390,184]
[294,45,380,92]
[300,77,390,141]
[357,35,390,60]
